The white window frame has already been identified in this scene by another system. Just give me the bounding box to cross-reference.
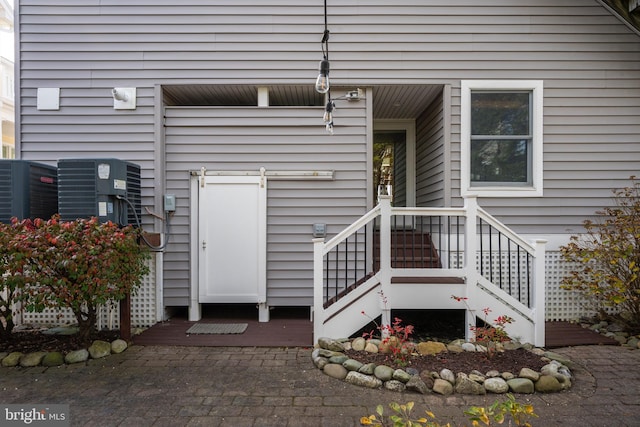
[461,80,543,197]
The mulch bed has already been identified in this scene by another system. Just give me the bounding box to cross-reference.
[344,347,548,374]
[0,330,120,354]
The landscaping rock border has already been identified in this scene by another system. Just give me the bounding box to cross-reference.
[313,337,574,395]
[0,339,128,368]
[581,318,640,349]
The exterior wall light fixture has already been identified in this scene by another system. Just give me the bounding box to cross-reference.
[112,87,137,110]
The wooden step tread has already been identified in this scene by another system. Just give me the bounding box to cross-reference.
[390,276,465,284]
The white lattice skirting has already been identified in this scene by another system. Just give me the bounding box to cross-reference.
[544,251,600,321]
[19,255,158,329]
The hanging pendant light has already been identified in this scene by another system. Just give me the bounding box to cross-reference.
[315,25,331,95]
[315,58,330,94]
[323,100,335,134]
[315,0,334,133]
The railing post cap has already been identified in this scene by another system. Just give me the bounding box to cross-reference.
[312,238,325,243]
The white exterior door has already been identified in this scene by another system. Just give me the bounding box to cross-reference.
[198,175,267,305]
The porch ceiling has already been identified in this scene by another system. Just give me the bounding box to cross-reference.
[601,0,640,33]
[162,84,442,120]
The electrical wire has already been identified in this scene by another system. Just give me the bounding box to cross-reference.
[116,194,171,251]
[321,0,333,132]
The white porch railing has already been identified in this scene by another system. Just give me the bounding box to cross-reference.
[313,195,547,347]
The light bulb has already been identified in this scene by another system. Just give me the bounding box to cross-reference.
[326,122,334,134]
[315,59,330,94]
[323,100,334,134]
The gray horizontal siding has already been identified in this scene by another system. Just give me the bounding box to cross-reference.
[164,105,367,306]
[16,0,640,306]
[416,94,445,207]
[18,85,157,214]
[19,1,639,87]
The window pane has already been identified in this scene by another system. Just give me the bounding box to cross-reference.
[470,139,528,184]
[471,92,530,136]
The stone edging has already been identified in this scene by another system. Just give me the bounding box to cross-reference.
[0,339,128,368]
[312,337,573,395]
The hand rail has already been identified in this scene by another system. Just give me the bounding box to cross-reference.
[477,206,536,255]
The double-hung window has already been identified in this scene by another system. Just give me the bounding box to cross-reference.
[461,80,543,197]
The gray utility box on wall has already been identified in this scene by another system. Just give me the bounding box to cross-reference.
[0,159,59,224]
[57,158,141,226]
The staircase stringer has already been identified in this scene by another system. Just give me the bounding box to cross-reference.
[472,276,537,345]
[315,274,382,340]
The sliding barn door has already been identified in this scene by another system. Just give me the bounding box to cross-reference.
[198,175,266,303]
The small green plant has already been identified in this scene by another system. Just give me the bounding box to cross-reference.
[473,308,513,348]
[465,394,538,426]
[361,396,537,427]
[451,295,513,357]
[381,317,415,366]
[362,312,415,366]
[360,401,449,427]
[362,292,415,366]
[560,176,640,331]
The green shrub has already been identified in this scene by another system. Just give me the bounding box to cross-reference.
[21,216,150,344]
[560,176,640,331]
[0,219,33,338]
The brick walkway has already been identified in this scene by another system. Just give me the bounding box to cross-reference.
[1,344,639,426]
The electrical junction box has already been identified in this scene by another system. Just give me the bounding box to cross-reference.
[164,194,176,212]
[312,223,327,238]
[57,158,141,226]
[0,160,58,223]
